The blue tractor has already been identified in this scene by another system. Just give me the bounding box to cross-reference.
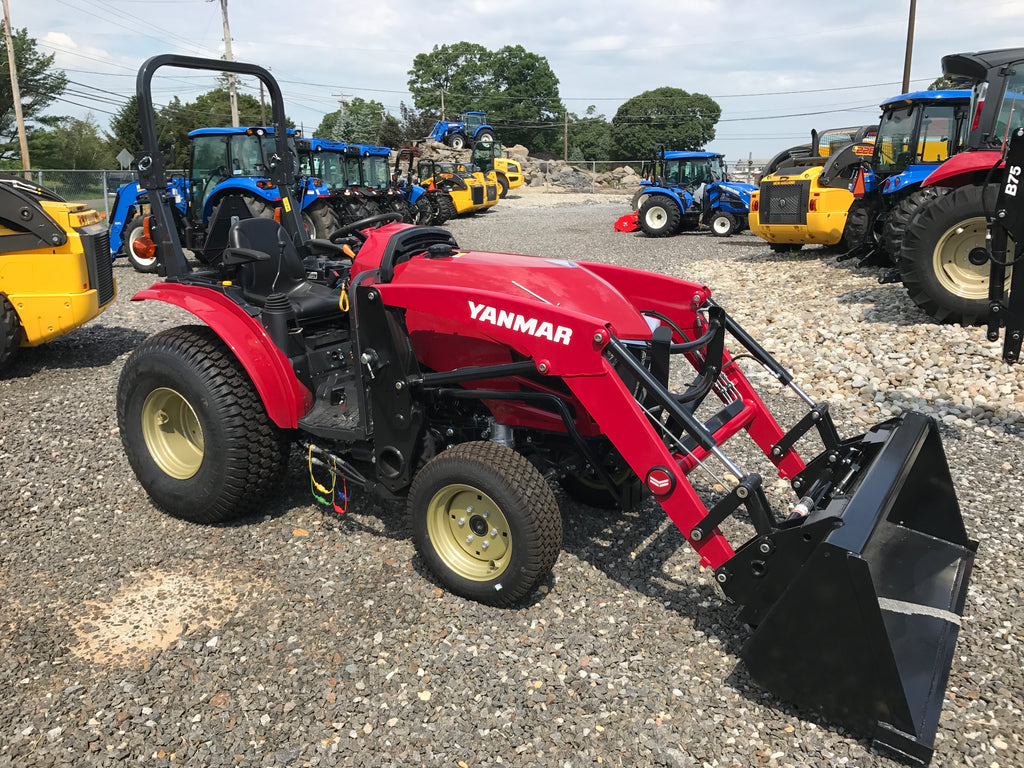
[427,111,496,150]
[110,126,337,272]
[626,149,756,238]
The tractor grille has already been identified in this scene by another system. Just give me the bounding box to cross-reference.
[471,186,484,206]
[760,180,810,226]
[82,229,116,306]
[486,184,497,202]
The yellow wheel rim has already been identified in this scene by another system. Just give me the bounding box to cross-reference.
[425,484,512,581]
[141,387,204,479]
[933,216,1013,300]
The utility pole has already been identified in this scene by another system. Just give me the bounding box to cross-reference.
[440,89,445,121]
[563,112,568,162]
[2,0,31,177]
[259,80,266,126]
[216,0,239,127]
[901,0,917,94]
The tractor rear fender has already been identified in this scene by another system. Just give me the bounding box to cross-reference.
[922,149,1004,189]
[642,187,690,211]
[130,283,312,428]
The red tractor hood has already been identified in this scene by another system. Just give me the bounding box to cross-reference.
[351,227,655,341]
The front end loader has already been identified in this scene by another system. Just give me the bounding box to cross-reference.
[119,55,975,767]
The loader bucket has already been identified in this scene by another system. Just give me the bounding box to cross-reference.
[722,412,976,766]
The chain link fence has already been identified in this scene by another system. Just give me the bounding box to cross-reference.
[12,169,178,219]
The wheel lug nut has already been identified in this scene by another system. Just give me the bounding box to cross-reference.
[490,528,497,537]
[465,536,474,544]
[457,517,466,527]
[481,541,489,550]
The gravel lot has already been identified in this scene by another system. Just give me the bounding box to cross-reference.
[1,191,1022,767]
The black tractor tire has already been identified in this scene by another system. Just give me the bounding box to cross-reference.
[240,193,276,219]
[630,188,645,212]
[838,197,880,255]
[709,211,737,237]
[436,194,458,223]
[899,183,1009,325]
[117,325,290,524]
[410,195,437,225]
[881,187,949,265]
[558,466,644,511]
[302,201,341,239]
[409,441,562,607]
[449,134,467,150]
[638,196,682,237]
[496,173,510,199]
[386,197,413,223]
[475,130,495,145]
[122,215,159,273]
[0,295,22,367]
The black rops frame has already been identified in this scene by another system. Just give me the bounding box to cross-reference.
[134,54,304,278]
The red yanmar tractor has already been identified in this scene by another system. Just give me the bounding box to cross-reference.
[120,56,975,766]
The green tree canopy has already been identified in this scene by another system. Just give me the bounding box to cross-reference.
[316,97,391,144]
[0,27,68,163]
[29,114,112,169]
[568,106,612,161]
[610,87,720,160]
[407,42,561,150]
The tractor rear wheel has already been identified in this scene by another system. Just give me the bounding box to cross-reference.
[638,196,682,237]
[410,195,437,225]
[475,130,495,145]
[117,325,290,524]
[302,201,341,239]
[435,194,457,224]
[0,295,22,367]
[709,211,737,237]
[899,183,1011,325]
[409,441,562,607]
[122,215,159,273]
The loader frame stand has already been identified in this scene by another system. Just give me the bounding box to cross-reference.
[988,127,1024,362]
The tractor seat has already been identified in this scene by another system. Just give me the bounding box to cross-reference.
[228,217,343,320]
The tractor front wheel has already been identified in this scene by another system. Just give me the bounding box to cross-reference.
[638,196,682,237]
[122,215,159,273]
[117,326,290,524]
[899,183,1011,325]
[0,295,22,367]
[409,442,562,607]
[709,211,737,237]
[449,134,467,150]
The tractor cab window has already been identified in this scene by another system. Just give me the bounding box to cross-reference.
[361,155,391,190]
[229,134,266,176]
[874,106,916,174]
[992,68,1024,148]
[314,152,347,189]
[462,113,485,129]
[188,134,231,221]
[257,133,299,177]
[916,104,964,163]
[471,141,499,171]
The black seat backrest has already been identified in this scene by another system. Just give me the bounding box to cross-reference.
[229,217,306,302]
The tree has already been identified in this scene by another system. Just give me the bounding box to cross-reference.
[610,88,720,160]
[407,43,490,117]
[316,97,390,144]
[929,75,969,90]
[407,43,562,151]
[568,106,612,161]
[29,114,112,169]
[0,27,69,163]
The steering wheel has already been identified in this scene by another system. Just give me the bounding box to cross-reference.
[328,211,405,243]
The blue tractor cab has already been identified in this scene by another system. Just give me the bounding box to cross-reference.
[427,111,496,150]
[110,126,337,271]
[629,149,756,237]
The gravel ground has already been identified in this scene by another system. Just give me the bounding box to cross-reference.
[1,191,1022,768]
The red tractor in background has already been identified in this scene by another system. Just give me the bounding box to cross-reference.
[119,55,975,767]
[899,48,1024,324]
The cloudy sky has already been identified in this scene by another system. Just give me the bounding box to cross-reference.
[18,0,1024,161]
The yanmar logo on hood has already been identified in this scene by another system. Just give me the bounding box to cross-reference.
[468,301,573,345]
